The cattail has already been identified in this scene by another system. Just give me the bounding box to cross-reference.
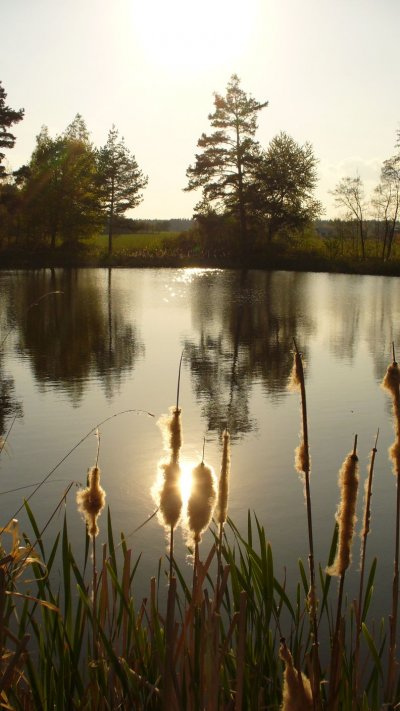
[327,448,359,577]
[76,466,106,538]
[279,639,313,711]
[295,442,310,479]
[159,461,182,529]
[382,361,400,401]
[158,407,182,463]
[187,462,216,543]
[216,429,230,525]
[288,350,302,392]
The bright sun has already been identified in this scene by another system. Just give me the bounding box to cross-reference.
[131,0,253,74]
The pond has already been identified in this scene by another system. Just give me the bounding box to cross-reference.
[0,267,399,617]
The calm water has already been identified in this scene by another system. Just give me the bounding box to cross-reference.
[0,267,399,614]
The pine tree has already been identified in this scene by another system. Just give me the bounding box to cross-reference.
[97,126,148,255]
[185,74,268,254]
[0,81,24,177]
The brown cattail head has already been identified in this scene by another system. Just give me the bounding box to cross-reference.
[295,442,310,479]
[288,350,303,392]
[187,462,217,543]
[382,362,400,399]
[216,429,230,525]
[159,461,182,529]
[279,638,313,711]
[158,407,182,463]
[77,466,106,538]
[382,359,400,478]
[327,449,359,577]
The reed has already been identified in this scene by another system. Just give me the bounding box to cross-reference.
[1,345,400,709]
[216,428,230,610]
[353,431,378,703]
[327,436,359,710]
[382,345,400,702]
[289,341,321,710]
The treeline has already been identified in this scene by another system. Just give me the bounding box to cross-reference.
[0,82,147,255]
[1,75,399,265]
[106,216,194,234]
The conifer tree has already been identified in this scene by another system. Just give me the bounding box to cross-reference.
[97,126,148,255]
[0,80,24,177]
[185,74,268,253]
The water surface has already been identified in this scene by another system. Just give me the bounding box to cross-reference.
[0,267,399,614]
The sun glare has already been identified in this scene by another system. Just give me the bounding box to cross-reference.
[179,458,195,506]
[131,0,254,74]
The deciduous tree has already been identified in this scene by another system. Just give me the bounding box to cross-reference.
[251,132,321,242]
[97,126,148,255]
[331,175,367,259]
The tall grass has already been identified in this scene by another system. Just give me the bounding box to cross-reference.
[0,345,399,709]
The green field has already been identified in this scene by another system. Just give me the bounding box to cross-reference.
[89,231,181,253]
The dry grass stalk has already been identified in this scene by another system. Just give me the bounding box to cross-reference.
[289,341,321,711]
[279,638,313,711]
[382,346,400,702]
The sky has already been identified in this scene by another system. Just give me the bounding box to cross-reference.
[1,0,400,219]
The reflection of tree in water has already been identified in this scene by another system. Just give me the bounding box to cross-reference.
[0,368,23,439]
[14,269,144,405]
[364,278,400,384]
[184,270,315,439]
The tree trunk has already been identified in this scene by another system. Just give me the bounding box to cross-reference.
[108,180,115,257]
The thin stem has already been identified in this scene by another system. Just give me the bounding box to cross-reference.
[329,573,346,710]
[169,525,174,582]
[354,430,379,703]
[92,535,98,661]
[0,409,154,536]
[176,349,184,410]
[293,339,321,711]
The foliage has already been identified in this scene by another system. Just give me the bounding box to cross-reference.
[22,117,102,247]
[0,80,24,178]
[185,74,268,251]
[251,131,322,242]
[97,125,148,255]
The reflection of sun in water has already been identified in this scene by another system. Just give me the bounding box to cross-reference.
[179,458,195,507]
[131,0,254,74]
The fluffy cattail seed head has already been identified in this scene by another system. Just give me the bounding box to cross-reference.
[327,450,359,577]
[382,362,400,399]
[187,462,216,543]
[279,638,313,711]
[216,430,230,525]
[77,466,106,538]
[159,461,182,529]
[158,407,182,463]
[288,350,303,392]
[295,442,310,478]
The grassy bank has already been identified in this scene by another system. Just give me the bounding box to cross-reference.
[0,347,400,709]
[2,230,400,275]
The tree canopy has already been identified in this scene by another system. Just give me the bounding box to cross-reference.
[97,126,148,255]
[185,74,268,252]
[252,132,321,241]
[0,80,24,178]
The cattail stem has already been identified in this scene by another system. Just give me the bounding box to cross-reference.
[169,525,174,582]
[292,340,321,711]
[92,535,98,662]
[354,430,379,704]
[383,346,400,702]
[329,572,345,711]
